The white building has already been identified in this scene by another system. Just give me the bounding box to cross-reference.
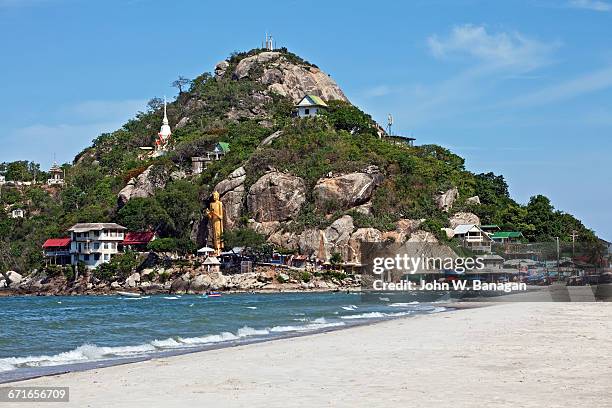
[68,223,126,269]
[10,208,25,219]
[452,224,493,252]
[0,175,5,185]
[47,162,64,186]
[296,94,328,118]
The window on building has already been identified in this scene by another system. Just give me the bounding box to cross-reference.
[94,254,100,261]
[304,108,310,115]
[104,254,110,261]
[84,254,90,261]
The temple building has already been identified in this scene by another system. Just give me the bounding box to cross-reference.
[154,98,172,154]
[47,162,64,186]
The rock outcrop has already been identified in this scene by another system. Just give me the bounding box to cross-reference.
[348,228,383,263]
[247,172,306,222]
[118,165,169,206]
[449,212,481,228]
[214,166,247,230]
[466,195,481,205]
[436,187,458,212]
[220,51,348,103]
[313,171,383,211]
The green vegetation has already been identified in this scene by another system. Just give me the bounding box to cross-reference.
[0,47,597,276]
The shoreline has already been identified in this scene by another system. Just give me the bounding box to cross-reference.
[4,302,611,407]
[0,306,463,384]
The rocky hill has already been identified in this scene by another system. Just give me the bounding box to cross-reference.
[0,47,597,277]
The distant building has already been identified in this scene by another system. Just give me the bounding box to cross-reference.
[384,134,416,147]
[68,223,126,269]
[122,231,156,252]
[203,256,221,273]
[10,208,25,219]
[296,94,327,118]
[480,224,501,235]
[191,142,230,174]
[452,224,493,252]
[47,162,64,186]
[42,238,71,266]
[0,175,5,185]
[491,231,525,244]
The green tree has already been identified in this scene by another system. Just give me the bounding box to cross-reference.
[117,197,170,232]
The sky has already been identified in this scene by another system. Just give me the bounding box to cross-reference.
[0,0,611,239]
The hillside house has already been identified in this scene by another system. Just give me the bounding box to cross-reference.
[453,224,493,252]
[296,94,327,118]
[10,208,25,219]
[68,223,126,269]
[0,175,5,185]
[42,238,71,266]
[491,231,525,244]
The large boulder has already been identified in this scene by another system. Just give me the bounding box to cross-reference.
[214,166,247,230]
[227,51,348,103]
[348,228,383,264]
[118,165,169,206]
[436,187,458,212]
[449,212,481,229]
[408,230,439,243]
[466,196,481,205]
[4,271,23,288]
[381,219,422,244]
[313,171,383,211]
[247,172,306,222]
[125,273,140,288]
[267,230,300,251]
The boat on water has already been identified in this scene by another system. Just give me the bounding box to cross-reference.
[208,292,222,298]
[116,291,141,298]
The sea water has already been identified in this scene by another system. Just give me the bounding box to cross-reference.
[0,292,446,382]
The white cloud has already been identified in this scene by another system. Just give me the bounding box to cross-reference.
[568,0,612,11]
[427,24,558,71]
[505,65,612,108]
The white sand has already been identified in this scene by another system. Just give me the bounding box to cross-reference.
[4,302,612,407]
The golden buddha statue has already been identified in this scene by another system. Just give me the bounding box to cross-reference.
[206,191,224,255]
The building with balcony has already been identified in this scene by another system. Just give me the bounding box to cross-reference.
[42,238,71,266]
[452,224,493,253]
[68,223,126,269]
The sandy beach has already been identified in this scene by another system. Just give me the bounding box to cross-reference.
[3,302,612,407]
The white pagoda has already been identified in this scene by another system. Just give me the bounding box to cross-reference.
[154,97,172,153]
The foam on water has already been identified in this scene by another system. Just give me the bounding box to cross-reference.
[388,302,419,307]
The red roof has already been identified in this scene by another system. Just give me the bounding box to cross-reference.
[43,238,71,249]
[123,231,155,245]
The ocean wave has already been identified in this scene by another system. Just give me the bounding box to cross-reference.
[245,306,258,310]
[341,305,358,311]
[178,332,239,345]
[237,326,269,337]
[341,312,387,320]
[388,302,419,307]
[163,296,179,300]
[0,343,156,370]
[0,304,439,373]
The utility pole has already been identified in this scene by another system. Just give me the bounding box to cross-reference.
[570,230,578,258]
[555,236,560,282]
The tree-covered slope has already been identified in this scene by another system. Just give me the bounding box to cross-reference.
[0,48,597,274]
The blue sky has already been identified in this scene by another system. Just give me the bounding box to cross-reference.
[1,0,611,239]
